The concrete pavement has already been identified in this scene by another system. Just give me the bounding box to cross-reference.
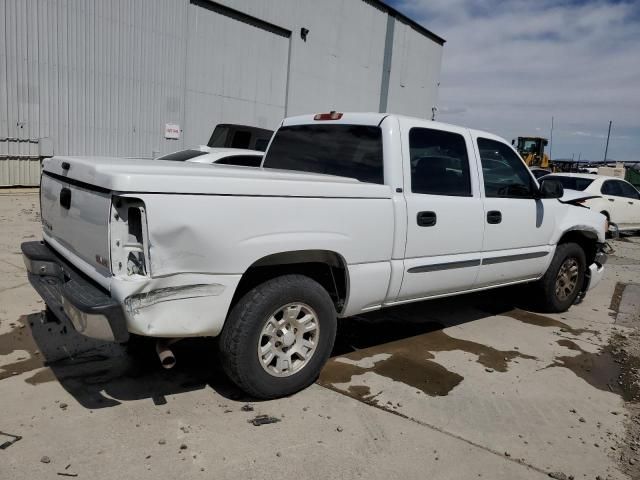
[1,190,638,479]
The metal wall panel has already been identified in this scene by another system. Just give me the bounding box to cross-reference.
[0,0,443,186]
[183,1,290,146]
[0,158,41,187]
[0,0,190,180]
[211,0,443,117]
[386,17,443,119]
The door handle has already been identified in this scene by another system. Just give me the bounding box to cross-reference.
[608,198,615,202]
[417,211,437,227]
[629,201,634,205]
[487,210,502,224]
[60,188,71,210]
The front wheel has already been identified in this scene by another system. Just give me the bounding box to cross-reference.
[533,242,586,313]
[219,274,337,399]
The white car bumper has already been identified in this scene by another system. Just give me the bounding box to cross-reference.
[586,245,608,291]
[586,262,605,291]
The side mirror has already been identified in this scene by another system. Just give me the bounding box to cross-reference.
[539,179,564,199]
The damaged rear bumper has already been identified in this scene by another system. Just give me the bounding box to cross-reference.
[22,241,242,340]
[111,273,241,338]
[585,243,609,292]
[21,241,129,342]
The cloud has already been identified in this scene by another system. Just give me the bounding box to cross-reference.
[389,0,640,161]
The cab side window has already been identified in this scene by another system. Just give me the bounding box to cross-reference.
[620,181,640,199]
[409,128,472,196]
[477,138,535,198]
[601,180,624,197]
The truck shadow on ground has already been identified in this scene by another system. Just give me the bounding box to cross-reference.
[18,310,241,408]
[333,285,556,355]
[14,286,538,408]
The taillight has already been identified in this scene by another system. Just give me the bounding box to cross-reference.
[314,111,343,121]
[110,197,149,277]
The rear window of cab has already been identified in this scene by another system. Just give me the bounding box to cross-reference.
[263,125,384,184]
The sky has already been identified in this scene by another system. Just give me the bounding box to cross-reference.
[388,0,640,161]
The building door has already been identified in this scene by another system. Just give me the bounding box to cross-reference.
[184,2,290,147]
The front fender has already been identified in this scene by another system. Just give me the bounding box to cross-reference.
[550,202,607,245]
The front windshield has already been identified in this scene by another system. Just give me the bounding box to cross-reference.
[520,139,538,153]
[208,126,229,148]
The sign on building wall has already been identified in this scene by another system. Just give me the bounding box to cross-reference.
[164,124,181,140]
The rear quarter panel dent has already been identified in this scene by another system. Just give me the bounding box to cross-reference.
[141,194,395,277]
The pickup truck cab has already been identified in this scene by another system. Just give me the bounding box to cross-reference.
[23,112,608,399]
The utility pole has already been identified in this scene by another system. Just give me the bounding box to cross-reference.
[549,116,554,161]
[603,120,612,162]
[578,152,581,162]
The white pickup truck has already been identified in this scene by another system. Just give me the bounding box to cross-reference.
[23,112,608,399]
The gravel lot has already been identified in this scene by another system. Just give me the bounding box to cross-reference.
[1,189,639,480]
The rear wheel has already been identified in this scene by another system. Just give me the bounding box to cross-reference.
[533,242,586,313]
[219,274,337,399]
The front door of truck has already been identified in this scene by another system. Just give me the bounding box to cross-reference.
[396,123,485,302]
[473,135,559,287]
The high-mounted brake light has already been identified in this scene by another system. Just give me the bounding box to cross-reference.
[314,111,343,121]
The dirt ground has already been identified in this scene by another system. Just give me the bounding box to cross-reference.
[609,283,640,478]
[1,189,640,480]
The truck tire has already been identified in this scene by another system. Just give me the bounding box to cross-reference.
[219,274,337,399]
[534,242,586,313]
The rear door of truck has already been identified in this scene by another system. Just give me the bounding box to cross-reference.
[396,120,484,301]
[40,159,112,286]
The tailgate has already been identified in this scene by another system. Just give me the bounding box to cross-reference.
[41,172,112,280]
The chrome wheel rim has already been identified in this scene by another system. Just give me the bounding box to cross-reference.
[257,303,320,378]
[555,258,579,301]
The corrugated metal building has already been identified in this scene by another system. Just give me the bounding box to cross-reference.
[0,0,444,186]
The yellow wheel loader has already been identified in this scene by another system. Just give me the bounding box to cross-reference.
[513,136,550,169]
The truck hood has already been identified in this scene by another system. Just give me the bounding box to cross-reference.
[43,156,391,198]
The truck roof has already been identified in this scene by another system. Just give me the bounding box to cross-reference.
[282,112,503,142]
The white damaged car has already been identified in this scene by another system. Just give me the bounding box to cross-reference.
[541,173,640,233]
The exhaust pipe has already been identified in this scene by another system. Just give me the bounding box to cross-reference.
[156,339,179,369]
